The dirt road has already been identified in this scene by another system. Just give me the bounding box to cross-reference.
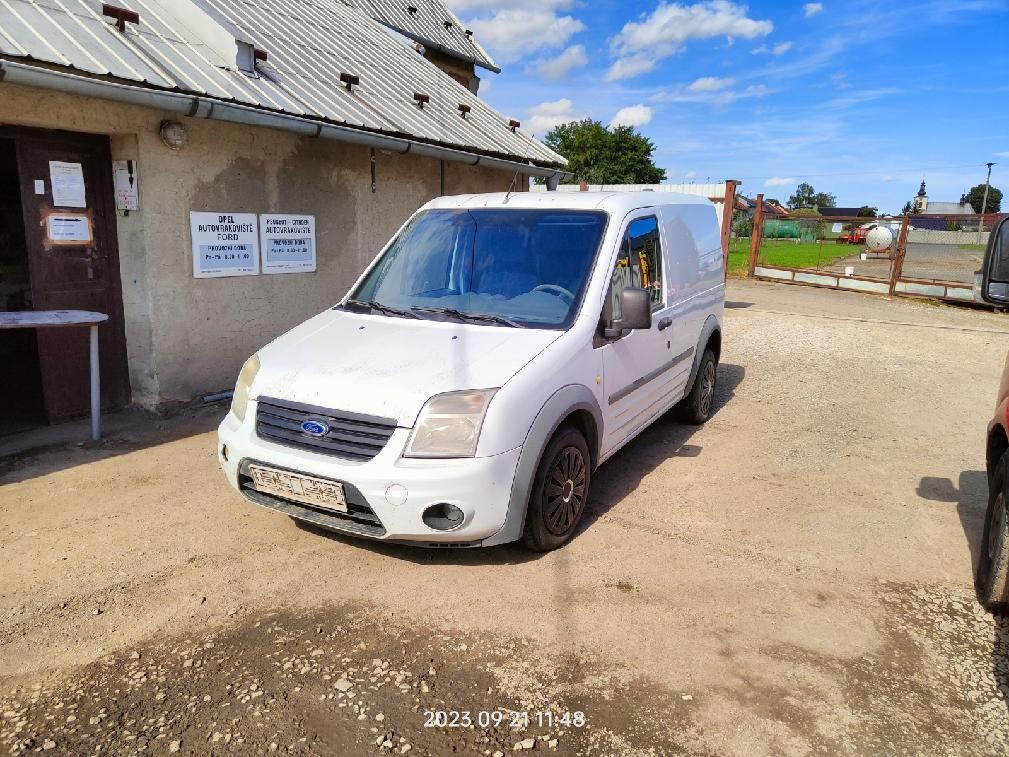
[2,280,1008,756]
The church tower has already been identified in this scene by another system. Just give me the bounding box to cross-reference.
[915,180,928,212]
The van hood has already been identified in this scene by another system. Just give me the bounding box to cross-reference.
[252,308,562,426]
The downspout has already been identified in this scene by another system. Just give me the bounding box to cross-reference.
[0,59,567,183]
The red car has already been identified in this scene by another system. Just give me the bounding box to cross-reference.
[978,215,1009,612]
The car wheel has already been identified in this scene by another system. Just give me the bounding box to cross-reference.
[676,348,717,425]
[977,452,1009,614]
[522,426,591,552]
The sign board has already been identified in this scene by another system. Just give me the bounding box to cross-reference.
[113,160,140,211]
[46,214,93,244]
[49,161,87,208]
[260,214,317,274]
[190,212,259,278]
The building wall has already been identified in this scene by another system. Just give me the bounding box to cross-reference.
[0,84,518,408]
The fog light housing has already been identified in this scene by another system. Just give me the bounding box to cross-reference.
[422,503,465,531]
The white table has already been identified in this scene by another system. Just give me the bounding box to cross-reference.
[0,310,109,441]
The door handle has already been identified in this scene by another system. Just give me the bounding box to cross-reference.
[657,317,672,331]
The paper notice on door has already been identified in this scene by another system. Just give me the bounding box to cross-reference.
[49,161,87,208]
[46,214,93,244]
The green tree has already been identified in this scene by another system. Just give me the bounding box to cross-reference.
[965,183,1003,213]
[901,201,915,216]
[857,205,878,217]
[787,182,837,210]
[542,119,666,185]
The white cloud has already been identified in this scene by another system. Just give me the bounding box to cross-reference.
[447,0,573,9]
[533,44,588,80]
[463,8,585,63]
[525,98,582,135]
[688,76,735,92]
[607,1,773,81]
[803,2,824,17]
[753,40,792,55]
[882,176,895,183]
[605,55,656,82]
[684,170,698,180]
[655,81,770,105]
[995,151,1009,158]
[765,176,796,187]
[610,105,654,128]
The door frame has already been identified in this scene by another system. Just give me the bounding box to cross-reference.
[598,209,678,455]
[0,124,131,419]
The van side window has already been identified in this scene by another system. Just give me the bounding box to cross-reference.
[610,216,664,319]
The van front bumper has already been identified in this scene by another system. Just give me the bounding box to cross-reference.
[217,404,521,546]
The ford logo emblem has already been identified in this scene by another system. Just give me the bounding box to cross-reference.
[301,420,330,437]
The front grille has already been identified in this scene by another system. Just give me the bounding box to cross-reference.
[238,461,386,538]
[256,397,398,461]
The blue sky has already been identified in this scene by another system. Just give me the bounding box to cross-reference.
[446,0,1009,213]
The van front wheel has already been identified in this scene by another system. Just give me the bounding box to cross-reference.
[522,426,591,552]
[676,348,717,425]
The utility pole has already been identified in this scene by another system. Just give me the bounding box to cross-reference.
[979,162,995,245]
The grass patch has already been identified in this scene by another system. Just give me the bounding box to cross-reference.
[958,244,986,251]
[726,238,861,276]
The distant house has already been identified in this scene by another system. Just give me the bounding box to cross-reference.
[818,207,869,218]
[740,196,790,218]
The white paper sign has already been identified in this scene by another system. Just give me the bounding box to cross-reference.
[831,223,844,233]
[113,160,140,211]
[49,161,87,208]
[260,214,317,274]
[46,214,92,243]
[34,180,45,195]
[190,212,259,278]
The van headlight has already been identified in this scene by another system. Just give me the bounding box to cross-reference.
[231,354,261,423]
[404,389,497,458]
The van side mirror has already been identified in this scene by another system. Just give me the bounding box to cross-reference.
[604,287,651,338]
[981,218,1009,305]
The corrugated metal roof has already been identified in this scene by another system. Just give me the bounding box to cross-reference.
[926,202,975,215]
[0,0,561,167]
[344,0,499,73]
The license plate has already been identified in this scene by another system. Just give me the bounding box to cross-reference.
[249,465,348,513]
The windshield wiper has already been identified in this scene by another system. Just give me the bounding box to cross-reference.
[410,306,526,328]
[342,299,419,319]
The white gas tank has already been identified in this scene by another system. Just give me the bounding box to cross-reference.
[865,225,894,253]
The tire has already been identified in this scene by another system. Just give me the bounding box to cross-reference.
[977,452,1009,614]
[522,426,591,552]
[676,348,717,425]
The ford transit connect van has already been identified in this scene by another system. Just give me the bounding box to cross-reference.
[218,192,725,551]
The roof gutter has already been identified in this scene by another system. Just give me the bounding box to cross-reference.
[0,60,567,184]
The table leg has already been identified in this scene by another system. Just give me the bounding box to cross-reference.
[90,324,101,441]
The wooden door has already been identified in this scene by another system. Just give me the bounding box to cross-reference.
[4,127,130,421]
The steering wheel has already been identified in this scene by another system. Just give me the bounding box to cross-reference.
[532,284,575,304]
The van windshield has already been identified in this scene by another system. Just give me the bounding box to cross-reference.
[349,209,609,329]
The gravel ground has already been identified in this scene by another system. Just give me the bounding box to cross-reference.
[2,280,1009,756]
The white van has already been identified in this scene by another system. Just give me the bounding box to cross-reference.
[218,192,724,551]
